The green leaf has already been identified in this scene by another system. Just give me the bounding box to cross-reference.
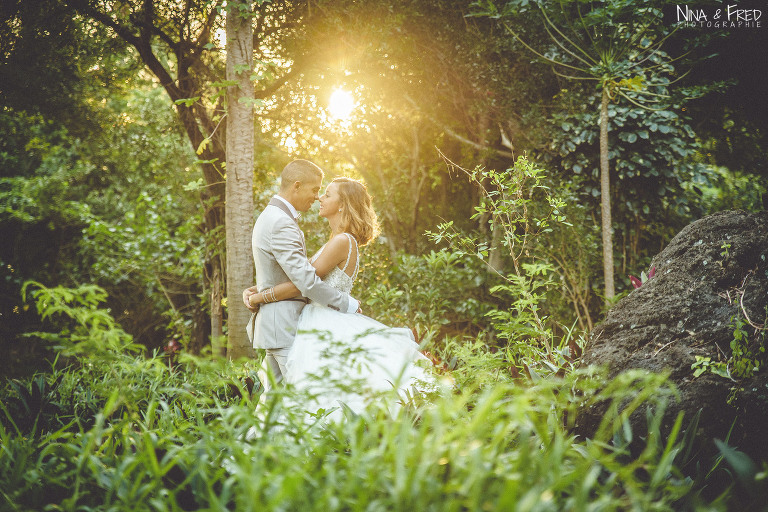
[238,97,265,106]
[618,76,644,91]
[210,80,239,88]
[233,63,250,75]
[715,439,759,493]
[196,138,211,155]
[183,178,205,192]
[173,96,200,107]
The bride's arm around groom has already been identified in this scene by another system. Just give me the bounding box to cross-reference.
[246,232,357,304]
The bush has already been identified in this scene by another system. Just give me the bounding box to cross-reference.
[1,349,732,511]
[428,156,582,377]
[1,270,752,510]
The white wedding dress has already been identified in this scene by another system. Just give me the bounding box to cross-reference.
[284,233,434,422]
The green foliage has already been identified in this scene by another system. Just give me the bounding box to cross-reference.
[4,0,764,373]
[542,84,715,299]
[0,115,93,226]
[684,165,768,215]
[0,353,249,510]
[714,440,768,509]
[474,0,682,96]
[79,189,205,343]
[21,281,137,357]
[0,0,132,135]
[0,341,731,510]
[361,248,490,335]
[472,0,731,304]
[728,314,766,379]
[0,83,204,358]
[551,93,707,220]
[0,372,66,437]
[485,261,555,345]
[1,281,748,510]
[691,356,730,380]
[428,156,575,374]
[535,185,602,332]
[689,310,767,381]
[438,337,510,392]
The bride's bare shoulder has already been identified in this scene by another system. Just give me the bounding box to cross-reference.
[325,233,355,255]
[311,234,351,275]
[329,232,355,244]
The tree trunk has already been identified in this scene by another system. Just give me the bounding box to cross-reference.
[175,98,226,352]
[488,221,505,273]
[225,0,255,359]
[210,263,224,353]
[599,86,615,300]
[408,126,427,250]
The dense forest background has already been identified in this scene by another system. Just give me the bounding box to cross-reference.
[2,1,768,509]
[1,0,766,375]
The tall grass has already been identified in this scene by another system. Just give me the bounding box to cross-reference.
[1,282,745,511]
[1,346,728,511]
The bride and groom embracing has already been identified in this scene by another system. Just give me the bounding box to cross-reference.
[243,159,433,422]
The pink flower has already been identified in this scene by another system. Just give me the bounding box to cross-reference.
[629,266,656,289]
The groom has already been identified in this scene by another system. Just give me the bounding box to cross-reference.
[243,159,360,396]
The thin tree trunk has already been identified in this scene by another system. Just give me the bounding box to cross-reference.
[225,0,255,359]
[204,196,225,352]
[599,86,615,300]
[211,264,224,352]
[408,126,427,251]
[488,217,505,273]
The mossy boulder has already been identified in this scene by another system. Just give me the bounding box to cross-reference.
[577,210,768,462]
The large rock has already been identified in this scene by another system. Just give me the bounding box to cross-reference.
[577,210,768,462]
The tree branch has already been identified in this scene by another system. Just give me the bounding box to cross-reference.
[404,94,515,159]
[189,0,222,62]
[502,22,589,74]
[254,64,302,99]
[539,4,597,68]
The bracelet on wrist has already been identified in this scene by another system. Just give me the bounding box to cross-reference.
[263,287,277,303]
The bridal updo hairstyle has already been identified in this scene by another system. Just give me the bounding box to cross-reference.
[333,177,380,246]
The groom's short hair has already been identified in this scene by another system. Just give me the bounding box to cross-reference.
[280,159,323,189]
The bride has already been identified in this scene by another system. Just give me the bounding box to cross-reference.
[246,177,434,421]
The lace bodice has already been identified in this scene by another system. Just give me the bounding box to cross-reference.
[310,233,359,295]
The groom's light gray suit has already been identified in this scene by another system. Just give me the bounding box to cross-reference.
[250,197,355,390]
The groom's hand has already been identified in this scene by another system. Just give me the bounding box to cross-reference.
[243,287,259,312]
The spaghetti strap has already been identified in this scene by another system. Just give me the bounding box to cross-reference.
[340,233,359,278]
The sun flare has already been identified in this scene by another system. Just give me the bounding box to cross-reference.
[328,89,355,121]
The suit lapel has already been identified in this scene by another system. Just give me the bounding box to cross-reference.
[268,197,296,222]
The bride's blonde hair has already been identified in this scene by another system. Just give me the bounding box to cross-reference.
[333,177,380,246]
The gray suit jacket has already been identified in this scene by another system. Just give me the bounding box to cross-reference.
[249,197,353,349]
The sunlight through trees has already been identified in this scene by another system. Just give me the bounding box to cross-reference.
[328,88,356,121]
